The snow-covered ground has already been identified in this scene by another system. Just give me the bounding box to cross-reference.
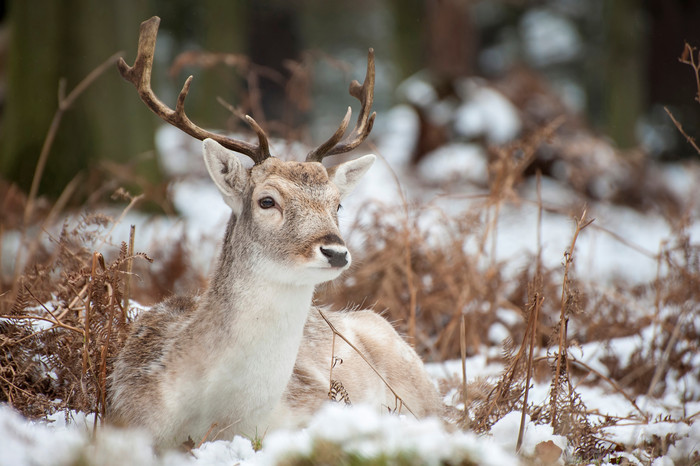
[3,87,700,464]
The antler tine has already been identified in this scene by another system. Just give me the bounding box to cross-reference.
[306,107,352,162]
[118,16,271,164]
[306,48,376,163]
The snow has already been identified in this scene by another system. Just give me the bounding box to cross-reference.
[453,78,522,144]
[0,403,521,466]
[418,143,489,186]
[490,412,567,460]
[519,9,582,66]
[4,46,700,464]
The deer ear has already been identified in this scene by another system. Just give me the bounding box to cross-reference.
[202,138,248,214]
[328,154,375,200]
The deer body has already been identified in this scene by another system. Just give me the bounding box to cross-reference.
[109,16,443,448]
[109,141,378,445]
[277,308,443,426]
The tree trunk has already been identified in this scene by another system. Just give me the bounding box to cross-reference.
[1,0,156,199]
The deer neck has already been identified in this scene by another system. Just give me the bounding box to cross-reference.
[204,214,316,335]
[176,214,316,436]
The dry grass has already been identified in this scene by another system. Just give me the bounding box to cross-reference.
[2,44,700,465]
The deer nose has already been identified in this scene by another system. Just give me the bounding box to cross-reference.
[320,246,349,268]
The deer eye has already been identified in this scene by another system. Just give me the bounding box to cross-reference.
[337,204,343,212]
[258,197,276,209]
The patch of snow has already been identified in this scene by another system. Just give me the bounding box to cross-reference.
[155,125,206,177]
[396,71,438,108]
[1,402,526,466]
[454,78,521,144]
[519,9,582,66]
[490,412,567,460]
[261,403,519,466]
[418,143,489,186]
[192,437,257,465]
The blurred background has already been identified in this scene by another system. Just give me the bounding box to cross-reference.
[1,0,699,204]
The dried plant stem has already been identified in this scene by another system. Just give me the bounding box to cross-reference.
[10,286,85,335]
[13,52,120,302]
[563,357,645,418]
[551,208,594,431]
[404,226,418,344]
[645,308,687,399]
[489,202,501,266]
[679,42,700,103]
[460,315,469,429]
[0,313,83,336]
[664,107,700,155]
[98,285,116,424]
[83,254,97,376]
[517,292,543,452]
[197,423,219,449]
[328,331,337,390]
[368,141,417,345]
[123,225,136,324]
[96,194,144,250]
[22,52,122,229]
[316,308,416,418]
[535,171,543,272]
[57,284,88,321]
[0,374,35,399]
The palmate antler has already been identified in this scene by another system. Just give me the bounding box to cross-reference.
[118,16,375,165]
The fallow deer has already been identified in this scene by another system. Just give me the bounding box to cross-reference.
[108,17,442,448]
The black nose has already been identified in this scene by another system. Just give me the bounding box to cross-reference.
[320,246,348,268]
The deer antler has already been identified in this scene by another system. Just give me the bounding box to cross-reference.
[306,49,376,163]
[117,16,271,164]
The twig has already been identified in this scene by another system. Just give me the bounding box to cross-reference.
[316,308,417,418]
[7,286,84,335]
[0,374,36,399]
[679,42,700,103]
[517,292,543,452]
[96,194,144,250]
[645,308,687,399]
[367,141,418,345]
[197,423,219,449]
[567,357,646,418]
[551,208,594,432]
[22,51,122,229]
[0,314,83,336]
[460,315,469,429]
[664,107,700,155]
[534,354,646,420]
[99,284,116,424]
[83,252,103,377]
[328,331,337,394]
[123,225,136,324]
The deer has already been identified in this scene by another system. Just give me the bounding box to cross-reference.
[107,16,443,448]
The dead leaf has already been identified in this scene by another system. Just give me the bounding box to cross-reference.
[535,440,562,465]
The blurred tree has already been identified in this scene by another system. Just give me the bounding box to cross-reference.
[389,0,425,79]
[425,0,477,84]
[154,0,249,131]
[602,0,645,149]
[0,0,159,199]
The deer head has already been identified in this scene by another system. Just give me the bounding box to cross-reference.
[117,16,377,286]
[203,138,374,285]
